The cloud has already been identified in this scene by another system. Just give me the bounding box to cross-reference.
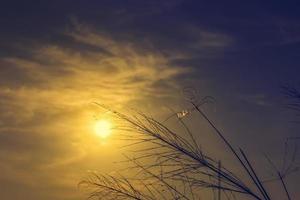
[237,94,272,106]
[0,14,241,199]
[185,25,234,50]
[0,22,192,199]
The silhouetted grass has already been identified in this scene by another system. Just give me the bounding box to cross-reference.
[80,97,297,200]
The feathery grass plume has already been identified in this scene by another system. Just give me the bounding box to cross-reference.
[81,98,296,200]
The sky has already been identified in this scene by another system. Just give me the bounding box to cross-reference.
[0,1,300,199]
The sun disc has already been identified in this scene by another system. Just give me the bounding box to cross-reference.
[94,120,112,138]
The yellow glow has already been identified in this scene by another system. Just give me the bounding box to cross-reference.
[94,120,112,138]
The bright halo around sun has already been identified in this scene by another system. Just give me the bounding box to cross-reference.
[94,120,112,139]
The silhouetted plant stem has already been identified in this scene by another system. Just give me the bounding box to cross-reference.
[278,172,291,200]
[218,161,221,200]
[192,103,265,200]
[239,149,271,200]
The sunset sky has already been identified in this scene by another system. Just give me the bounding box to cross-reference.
[1,1,300,199]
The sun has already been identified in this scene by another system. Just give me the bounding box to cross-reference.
[94,120,112,138]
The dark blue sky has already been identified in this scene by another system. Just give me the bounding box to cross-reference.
[0,1,300,199]
[1,1,300,86]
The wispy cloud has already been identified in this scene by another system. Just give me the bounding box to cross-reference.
[0,22,191,199]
